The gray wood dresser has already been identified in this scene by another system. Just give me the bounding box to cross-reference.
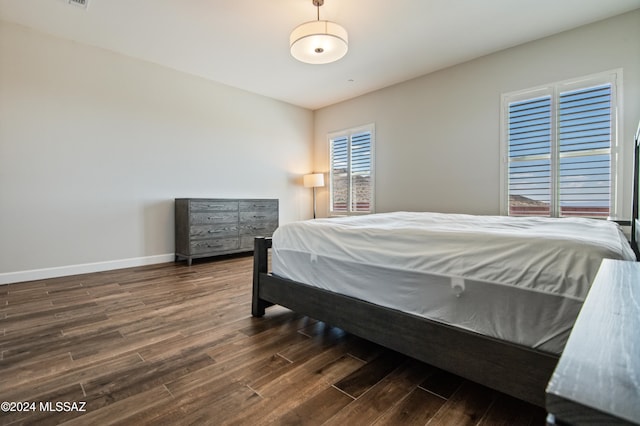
[175,198,278,265]
[546,258,640,425]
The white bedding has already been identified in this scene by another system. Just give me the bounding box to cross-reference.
[271,212,635,354]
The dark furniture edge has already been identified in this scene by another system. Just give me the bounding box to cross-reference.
[546,259,640,425]
[632,122,640,259]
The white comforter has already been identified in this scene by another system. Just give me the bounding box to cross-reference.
[273,211,635,302]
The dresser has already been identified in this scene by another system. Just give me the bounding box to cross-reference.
[175,198,278,265]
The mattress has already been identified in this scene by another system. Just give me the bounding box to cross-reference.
[271,212,636,354]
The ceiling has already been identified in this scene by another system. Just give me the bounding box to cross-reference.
[1,0,639,110]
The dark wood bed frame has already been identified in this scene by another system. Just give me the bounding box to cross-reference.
[252,237,559,407]
[252,123,640,408]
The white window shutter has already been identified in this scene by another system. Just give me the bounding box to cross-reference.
[503,72,618,219]
[329,125,375,215]
[558,84,612,217]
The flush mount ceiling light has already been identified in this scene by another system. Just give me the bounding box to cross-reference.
[290,0,348,65]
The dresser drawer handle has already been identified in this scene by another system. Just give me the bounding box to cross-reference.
[208,230,222,234]
[253,215,265,219]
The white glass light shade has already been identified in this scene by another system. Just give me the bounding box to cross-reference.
[290,20,348,64]
[304,173,325,188]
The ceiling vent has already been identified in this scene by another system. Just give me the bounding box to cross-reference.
[68,0,89,9]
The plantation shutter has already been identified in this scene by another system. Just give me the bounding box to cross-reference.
[507,96,552,216]
[350,131,372,212]
[329,125,374,214]
[504,76,615,219]
[558,84,612,217]
[330,136,349,213]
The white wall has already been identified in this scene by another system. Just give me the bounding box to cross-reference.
[2,11,639,284]
[314,10,640,218]
[0,21,314,283]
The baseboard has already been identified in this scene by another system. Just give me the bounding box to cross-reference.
[0,254,176,285]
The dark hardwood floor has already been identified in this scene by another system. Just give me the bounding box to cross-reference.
[0,255,547,425]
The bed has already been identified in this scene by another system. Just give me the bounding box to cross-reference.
[252,137,640,407]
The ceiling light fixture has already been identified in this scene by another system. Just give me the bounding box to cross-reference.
[290,0,348,65]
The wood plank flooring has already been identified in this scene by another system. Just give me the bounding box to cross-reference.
[0,255,547,425]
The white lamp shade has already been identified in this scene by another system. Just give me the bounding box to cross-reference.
[304,173,325,188]
[290,20,348,64]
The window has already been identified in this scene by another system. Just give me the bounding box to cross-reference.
[329,124,375,215]
[501,71,620,218]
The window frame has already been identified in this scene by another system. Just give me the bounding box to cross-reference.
[328,123,376,216]
[500,70,622,218]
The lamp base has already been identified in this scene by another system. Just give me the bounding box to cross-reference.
[313,187,317,219]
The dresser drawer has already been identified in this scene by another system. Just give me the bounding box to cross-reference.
[239,222,277,249]
[239,210,278,223]
[190,211,238,225]
[190,224,238,239]
[239,222,278,237]
[190,200,238,212]
[241,235,278,250]
[239,200,278,212]
[190,238,239,255]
